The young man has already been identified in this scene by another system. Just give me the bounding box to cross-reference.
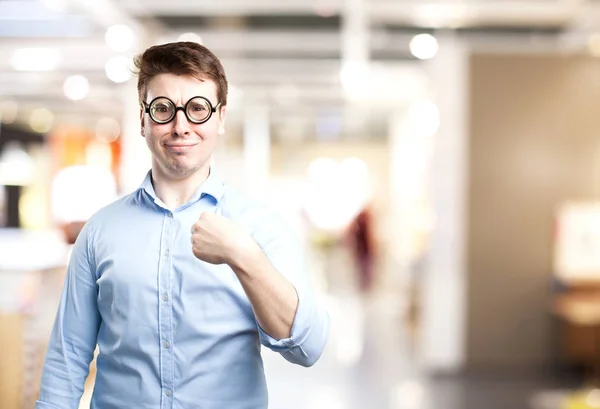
[36,42,330,409]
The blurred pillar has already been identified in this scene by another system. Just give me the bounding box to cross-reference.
[342,0,369,64]
[118,80,151,194]
[341,0,370,130]
[389,107,430,279]
[5,185,20,228]
[243,105,270,194]
[420,32,469,373]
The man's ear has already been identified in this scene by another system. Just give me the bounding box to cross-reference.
[140,108,145,137]
[217,105,227,135]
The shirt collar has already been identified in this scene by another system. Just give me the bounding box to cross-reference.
[137,168,226,206]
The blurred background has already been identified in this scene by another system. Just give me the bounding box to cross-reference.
[4,0,600,408]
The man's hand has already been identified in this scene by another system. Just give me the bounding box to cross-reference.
[191,212,259,266]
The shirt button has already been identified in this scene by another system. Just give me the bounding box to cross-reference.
[162,294,169,301]
[164,249,170,257]
[165,390,171,397]
[163,341,170,349]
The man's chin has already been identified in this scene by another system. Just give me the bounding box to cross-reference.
[164,164,202,179]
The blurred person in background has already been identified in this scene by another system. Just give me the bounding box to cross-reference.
[346,204,377,293]
[35,41,330,409]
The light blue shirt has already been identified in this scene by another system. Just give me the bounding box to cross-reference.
[36,171,330,409]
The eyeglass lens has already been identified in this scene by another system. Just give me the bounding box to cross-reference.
[149,97,213,123]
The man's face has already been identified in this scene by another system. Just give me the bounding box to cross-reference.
[140,73,226,180]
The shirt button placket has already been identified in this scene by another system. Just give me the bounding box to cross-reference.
[160,213,174,408]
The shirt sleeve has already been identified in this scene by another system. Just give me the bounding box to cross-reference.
[36,222,101,409]
[253,217,330,367]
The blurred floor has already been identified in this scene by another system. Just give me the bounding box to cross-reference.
[263,288,418,409]
[261,252,582,409]
[263,285,581,409]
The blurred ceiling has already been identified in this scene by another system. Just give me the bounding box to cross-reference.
[1,0,600,142]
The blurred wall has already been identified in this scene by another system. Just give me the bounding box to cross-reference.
[467,53,600,370]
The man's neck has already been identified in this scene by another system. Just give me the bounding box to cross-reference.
[151,165,210,210]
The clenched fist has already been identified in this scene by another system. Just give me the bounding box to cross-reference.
[191,211,259,266]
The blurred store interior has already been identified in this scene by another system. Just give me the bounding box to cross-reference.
[5,0,600,408]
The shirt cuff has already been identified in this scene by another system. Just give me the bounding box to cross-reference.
[257,285,314,351]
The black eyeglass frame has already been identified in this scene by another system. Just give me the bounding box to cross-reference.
[143,96,222,125]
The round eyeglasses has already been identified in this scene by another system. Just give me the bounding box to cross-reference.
[143,96,222,125]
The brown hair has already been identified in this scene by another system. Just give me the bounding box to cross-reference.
[133,41,228,107]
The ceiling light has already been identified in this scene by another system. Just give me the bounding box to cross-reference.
[63,75,90,101]
[105,56,131,83]
[29,108,54,134]
[105,25,136,53]
[409,34,439,60]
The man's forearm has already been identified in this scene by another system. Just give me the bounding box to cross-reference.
[229,242,299,340]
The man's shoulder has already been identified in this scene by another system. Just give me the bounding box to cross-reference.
[220,185,288,233]
[85,191,138,228]
[220,185,269,219]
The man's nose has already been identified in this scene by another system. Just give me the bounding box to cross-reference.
[172,110,191,137]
